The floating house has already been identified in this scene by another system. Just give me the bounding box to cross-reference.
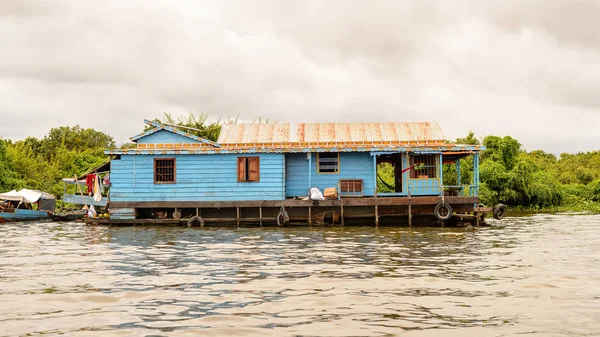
[93,120,505,226]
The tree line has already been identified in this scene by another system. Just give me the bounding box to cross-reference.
[376,131,600,211]
[1,114,599,211]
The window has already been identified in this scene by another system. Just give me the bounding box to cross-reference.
[410,155,437,178]
[154,158,176,183]
[340,179,363,197]
[238,156,260,182]
[318,152,339,173]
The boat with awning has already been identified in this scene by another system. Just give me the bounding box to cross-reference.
[0,189,56,222]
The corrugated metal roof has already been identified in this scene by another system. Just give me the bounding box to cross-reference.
[105,144,484,156]
[217,122,444,145]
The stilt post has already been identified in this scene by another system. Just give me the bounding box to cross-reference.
[340,199,345,226]
[408,185,412,227]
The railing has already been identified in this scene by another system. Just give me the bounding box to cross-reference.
[404,183,480,197]
[377,182,480,198]
[438,185,480,197]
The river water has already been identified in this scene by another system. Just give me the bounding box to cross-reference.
[1,214,599,336]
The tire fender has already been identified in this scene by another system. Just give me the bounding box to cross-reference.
[277,209,289,226]
[187,216,205,228]
[434,202,453,221]
[493,204,507,220]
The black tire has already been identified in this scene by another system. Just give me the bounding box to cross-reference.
[276,209,289,226]
[493,204,507,220]
[187,216,205,228]
[434,202,453,221]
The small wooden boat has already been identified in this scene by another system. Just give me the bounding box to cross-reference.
[0,209,50,222]
[50,210,87,222]
[0,189,56,222]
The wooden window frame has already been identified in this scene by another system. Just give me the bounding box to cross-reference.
[339,179,363,197]
[410,154,437,179]
[317,152,340,174]
[154,158,176,184]
[237,156,260,182]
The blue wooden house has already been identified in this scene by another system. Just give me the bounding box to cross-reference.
[101,120,497,225]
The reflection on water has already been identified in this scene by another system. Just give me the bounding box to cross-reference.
[1,214,599,336]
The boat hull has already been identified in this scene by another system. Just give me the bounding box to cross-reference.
[0,209,50,222]
[50,210,86,222]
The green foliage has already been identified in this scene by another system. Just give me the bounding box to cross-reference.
[376,163,395,193]
[589,179,600,202]
[455,131,480,145]
[37,126,115,160]
[482,135,522,170]
[146,112,226,142]
[0,127,114,203]
[0,138,23,191]
[453,133,598,211]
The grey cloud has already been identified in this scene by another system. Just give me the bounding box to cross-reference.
[0,0,598,154]
[482,0,600,50]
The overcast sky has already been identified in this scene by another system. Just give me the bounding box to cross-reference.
[1,0,599,154]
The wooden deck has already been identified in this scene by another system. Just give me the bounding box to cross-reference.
[87,196,484,227]
[110,196,478,208]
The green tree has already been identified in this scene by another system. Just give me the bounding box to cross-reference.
[37,126,115,160]
[146,112,225,142]
[0,139,22,191]
[455,131,480,145]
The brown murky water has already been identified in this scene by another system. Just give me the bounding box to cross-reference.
[1,214,599,336]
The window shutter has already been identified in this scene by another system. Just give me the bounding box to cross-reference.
[238,157,246,182]
[248,157,259,182]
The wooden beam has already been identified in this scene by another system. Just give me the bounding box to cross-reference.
[110,196,479,209]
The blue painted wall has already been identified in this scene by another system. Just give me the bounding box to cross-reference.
[110,153,285,202]
[136,130,201,144]
[285,152,375,197]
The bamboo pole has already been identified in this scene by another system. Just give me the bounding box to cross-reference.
[74,176,87,208]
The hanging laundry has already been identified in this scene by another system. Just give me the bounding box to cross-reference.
[86,174,95,195]
[98,174,104,191]
[103,173,110,186]
[93,175,102,202]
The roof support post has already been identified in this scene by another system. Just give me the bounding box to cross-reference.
[308,153,312,192]
[474,153,480,196]
[456,159,461,186]
[439,153,443,197]
[373,154,378,197]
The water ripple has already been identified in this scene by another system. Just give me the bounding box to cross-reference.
[1,215,599,336]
